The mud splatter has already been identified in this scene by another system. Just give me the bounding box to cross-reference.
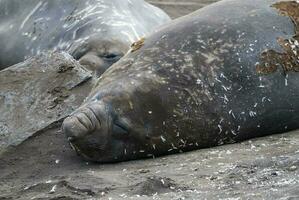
[131,37,145,52]
[256,1,299,75]
[47,87,70,109]
[57,63,75,73]
[131,176,179,196]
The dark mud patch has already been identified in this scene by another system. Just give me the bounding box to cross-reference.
[131,37,145,52]
[57,63,75,74]
[130,176,180,196]
[47,87,70,110]
[256,1,299,75]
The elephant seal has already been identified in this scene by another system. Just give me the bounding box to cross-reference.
[63,0,299,162]
[0,0,170,75]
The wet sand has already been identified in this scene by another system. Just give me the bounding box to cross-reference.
[1,124,298,199]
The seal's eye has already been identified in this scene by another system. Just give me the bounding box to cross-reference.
[112,118,130,139]
[103,53,123,61]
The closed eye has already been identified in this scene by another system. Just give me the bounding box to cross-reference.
[103,53,123,61]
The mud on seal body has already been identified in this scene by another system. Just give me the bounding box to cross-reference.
[63,0,299,162]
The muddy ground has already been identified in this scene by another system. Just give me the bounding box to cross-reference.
[0,1,298,200]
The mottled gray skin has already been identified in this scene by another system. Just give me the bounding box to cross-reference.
[0,0,170,75]
[63,0,299,162]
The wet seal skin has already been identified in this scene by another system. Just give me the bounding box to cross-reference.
[0,0,170,75]
[62,0,299,163]
[256,1,299,74]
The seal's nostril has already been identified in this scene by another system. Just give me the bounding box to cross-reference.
[76,112,95,131]
[62,116,90,139]
[86,106,102,129]
[68,136,75,142]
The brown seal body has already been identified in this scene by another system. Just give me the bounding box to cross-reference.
[63,0,299,162]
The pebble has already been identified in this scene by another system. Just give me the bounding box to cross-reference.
[288,165,297,171]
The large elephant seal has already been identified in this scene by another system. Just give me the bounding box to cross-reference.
[0,0,170,75]
[62,0,299,162]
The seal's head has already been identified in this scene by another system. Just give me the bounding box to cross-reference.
[70,38,129,77]
[62,67,171,162]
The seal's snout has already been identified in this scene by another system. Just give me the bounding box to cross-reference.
[62,104,105,141]
[62,102,111,143]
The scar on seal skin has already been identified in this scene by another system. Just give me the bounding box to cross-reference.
[256,1,299,75]
[131,37,145,52]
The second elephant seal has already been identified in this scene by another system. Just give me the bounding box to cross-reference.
[0,0,170,75]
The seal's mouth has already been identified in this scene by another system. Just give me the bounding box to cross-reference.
[68,140,89,159]
[63,111,108,161]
